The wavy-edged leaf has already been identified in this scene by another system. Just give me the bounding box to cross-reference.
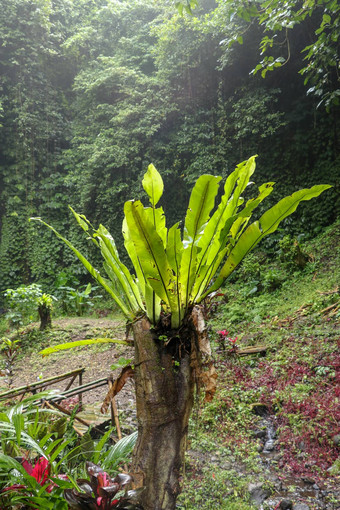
[94,223,144,311]
[192,180,274,303]
[124,200,176,315]
[123,217,160,324]
[166,223,184,324]
[201,184,332,298]
[183,174,221,243]
[195,157,257,265]
[30,217,135,320]
[188,158,257,303]
[70,208,143,313]
[142,163,164,207]
[144,206,167,246]
[39,338,128,357]
[181,174,221,314]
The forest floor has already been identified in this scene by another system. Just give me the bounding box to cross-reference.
[0,221,339,509]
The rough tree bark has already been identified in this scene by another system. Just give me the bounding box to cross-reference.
[131,307,214,510]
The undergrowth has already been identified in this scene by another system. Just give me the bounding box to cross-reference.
[181,221,339,509]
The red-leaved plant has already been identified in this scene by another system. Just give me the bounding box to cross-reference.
[2,456,68,494]
[64,462,141,509]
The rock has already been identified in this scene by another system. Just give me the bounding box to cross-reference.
[251,403,269,416]
[332,434,340,446]
[298,441,305,451]
[302,477,315,484]
[327,456,340,474]
[220,462,232,470]
[248,482,271,505]
[253,429,267,439]
[293,504,310,510]
[279,500,293,510]
[263,438,275,452]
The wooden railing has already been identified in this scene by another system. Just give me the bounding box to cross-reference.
[0,368,123,437]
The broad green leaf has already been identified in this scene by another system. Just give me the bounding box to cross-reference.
[49,438,73,462]
[142,163,164,207]
[103,431,138,469]
[12,412,24,446]
[123,217,146,293]
[167,223,183,273]
[123,217,160,323]
[166,223,183,324]
[183,174,221,242]
[144,284,162,325]
[124,200,176,314]
[178,243,198,319]
[181,174,221,313]
[40,338,128,357]
[30,218,135,320]
[0,424,46,457]
[70,209,143,312]
[93,428,114,464]
[144,206,167,245]
[191,157,258,302]
[201,184,332,298]
[95,223,144,311]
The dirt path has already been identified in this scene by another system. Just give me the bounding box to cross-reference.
[10,317,135,413]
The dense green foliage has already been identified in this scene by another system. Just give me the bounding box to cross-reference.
[178,0,340,108]
[33,160,330,328]
[0,396,138,508]
[0,0,339,298]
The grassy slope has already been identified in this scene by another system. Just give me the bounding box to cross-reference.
[179,221,339,509]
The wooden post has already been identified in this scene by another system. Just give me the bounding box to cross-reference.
[108,379,122,440]
[78,370,83,410]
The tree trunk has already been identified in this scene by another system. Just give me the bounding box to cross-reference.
[38,304,51,330]
[131,315,196,510]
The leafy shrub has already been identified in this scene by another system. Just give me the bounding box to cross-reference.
[0,397,138,509]
[278,234,309,270]
[238,253,261,282]
[262,268,284,292]
[54,282,102,316]
[3,284,43,327]
[3,284,56,329]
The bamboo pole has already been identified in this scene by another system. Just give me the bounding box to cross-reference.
[44,400,108,437]
[0,368,85,400]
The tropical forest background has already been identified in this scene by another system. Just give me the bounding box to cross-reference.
[0,0,339,297]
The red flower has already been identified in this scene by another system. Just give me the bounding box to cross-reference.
[217,330,228,336]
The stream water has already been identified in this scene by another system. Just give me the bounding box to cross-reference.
[257,417,338,510]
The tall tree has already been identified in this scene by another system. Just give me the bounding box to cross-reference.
[33,159,331,509]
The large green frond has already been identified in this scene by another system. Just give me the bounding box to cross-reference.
[30,217,137,320]
[200,184,332,299]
